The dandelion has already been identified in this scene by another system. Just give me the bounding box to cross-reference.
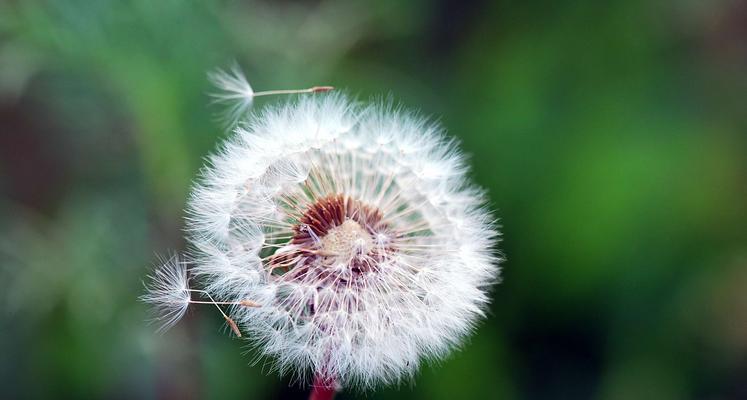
[143,68,501,396]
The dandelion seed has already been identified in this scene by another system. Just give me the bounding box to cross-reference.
[239,299,261,307]
[208,63,335,127]
[224,314,242,337]
[141,255,260,337]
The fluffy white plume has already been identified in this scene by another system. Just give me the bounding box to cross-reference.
[140,254,191,333]
[184,92,502,388]
[208,64,255,127]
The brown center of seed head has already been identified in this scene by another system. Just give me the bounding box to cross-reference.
[292,195,384,246]
[269,194,393,276]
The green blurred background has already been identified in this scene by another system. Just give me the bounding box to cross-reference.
[1,0,746,399]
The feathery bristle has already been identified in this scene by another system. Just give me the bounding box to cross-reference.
[140,254,191,333]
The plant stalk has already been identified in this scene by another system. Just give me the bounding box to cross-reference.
[308,375,337,400]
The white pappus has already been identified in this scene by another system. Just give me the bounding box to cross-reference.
[140,254,191,334]
[143,68,502,390]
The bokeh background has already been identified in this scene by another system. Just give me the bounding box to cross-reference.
[1,0,746,399]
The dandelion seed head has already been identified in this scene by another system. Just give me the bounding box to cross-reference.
[186,93,502,388]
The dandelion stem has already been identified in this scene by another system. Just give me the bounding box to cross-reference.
[309,375,337,400]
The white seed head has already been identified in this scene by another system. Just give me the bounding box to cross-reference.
[140,254,191,334]
[184,91,502,388]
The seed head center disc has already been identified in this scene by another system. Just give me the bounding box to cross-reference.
[269,194,394,276]
[320,219,373,260]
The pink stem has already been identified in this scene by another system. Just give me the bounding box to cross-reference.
[308,375,337,400]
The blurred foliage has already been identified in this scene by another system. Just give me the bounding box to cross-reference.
[1,0,746,399]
